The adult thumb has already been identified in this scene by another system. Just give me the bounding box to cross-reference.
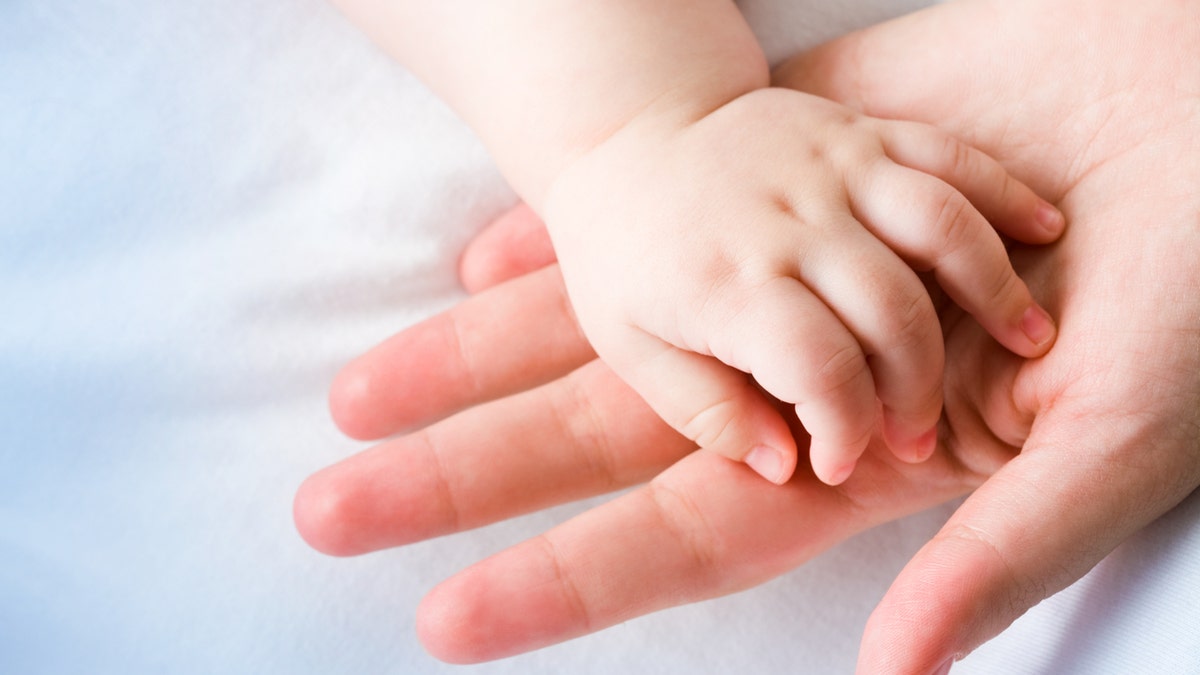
[856,408,1196,674]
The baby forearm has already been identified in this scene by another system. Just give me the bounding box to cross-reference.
[329,0,769,208]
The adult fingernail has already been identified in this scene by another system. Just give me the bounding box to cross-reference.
[1035,200,1064,235]
[931,658,953,675]
[746,446,786,485]
[1021,304,1056,349]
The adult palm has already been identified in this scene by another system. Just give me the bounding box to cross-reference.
[296,1,1200,672]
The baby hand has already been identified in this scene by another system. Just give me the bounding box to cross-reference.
[542,89,1063,486]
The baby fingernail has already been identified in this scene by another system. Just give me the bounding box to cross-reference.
[912,426,938,462]
[1035,200,1064,234]
[1021,304,1057,348]
[746,446,786,485]
[883,413,938,463]
[931,658,954,675]
[824,460,856,486]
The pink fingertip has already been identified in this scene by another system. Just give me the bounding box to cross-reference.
[745,446,788,485]
[1034,200,1065,236]
[882,414,939,463]
[820,459,856,487]
[912,426,938,462]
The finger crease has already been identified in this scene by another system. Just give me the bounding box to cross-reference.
[419,426,462,533]
[946,522,1046,618]
[645,480,720,581]
[535,533,594,633]
[681,395,739,450]
[933,194,974,260]
[445,311,484,399]
[561,371,620,490]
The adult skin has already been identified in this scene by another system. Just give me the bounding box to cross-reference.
[295,1,1200,672]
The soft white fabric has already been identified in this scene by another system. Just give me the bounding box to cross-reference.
[3,1,1198,673]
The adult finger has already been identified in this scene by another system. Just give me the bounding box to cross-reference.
[416,437,968,664]
[299,360,692,556]
[459,202,556,293]
[857,403,1200,674]
[850,161,1057,360]
[329,264,594,440]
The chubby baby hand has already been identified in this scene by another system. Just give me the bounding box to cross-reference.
[542,89,1063,486]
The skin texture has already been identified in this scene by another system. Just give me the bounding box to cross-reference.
[297,0,1200,672]
[329,0,1062,486]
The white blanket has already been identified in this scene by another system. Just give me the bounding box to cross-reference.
[4,1,1198,672]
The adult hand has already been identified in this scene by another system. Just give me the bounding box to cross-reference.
[295,1,1200,671]
[781,2,1200,667]
[298,215,982,667]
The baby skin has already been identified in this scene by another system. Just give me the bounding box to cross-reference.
[331,0,1062,485]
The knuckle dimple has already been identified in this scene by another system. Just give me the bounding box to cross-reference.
[834,109,861,129]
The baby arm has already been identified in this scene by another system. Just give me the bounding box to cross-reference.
[331,0,1062,485]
